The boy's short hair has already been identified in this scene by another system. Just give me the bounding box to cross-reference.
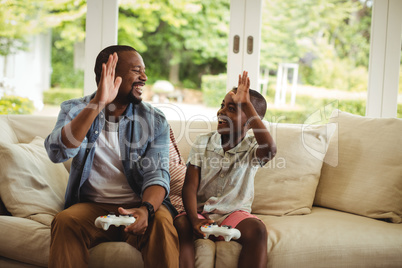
[232,88,267,119]
[94,45,137,85]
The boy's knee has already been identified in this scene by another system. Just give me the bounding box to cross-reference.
[239,220,267,243]
[173,215,187,229]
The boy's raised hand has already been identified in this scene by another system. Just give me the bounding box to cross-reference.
[230,71,251,105]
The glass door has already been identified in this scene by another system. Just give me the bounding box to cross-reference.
[258,0,372,124]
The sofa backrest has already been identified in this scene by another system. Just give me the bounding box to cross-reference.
[0,115,57,144]
[168,120,217,161]
[0,115,71,172]
[0,115,217,162]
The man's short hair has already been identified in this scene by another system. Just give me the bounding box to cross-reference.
[232,87,267,119]
[94,45,137,85]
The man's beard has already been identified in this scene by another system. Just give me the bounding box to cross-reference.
[129,93,142,105]
[128,86,142,105]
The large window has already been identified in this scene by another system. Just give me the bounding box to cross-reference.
[1,0,400,122]
[257,0,371,124]
[0,1,86,115]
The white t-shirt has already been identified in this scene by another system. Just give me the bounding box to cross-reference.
[81,119,140,204]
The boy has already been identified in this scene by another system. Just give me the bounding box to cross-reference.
[174,71,277,268]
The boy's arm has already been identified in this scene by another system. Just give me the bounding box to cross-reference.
[230,71,277,163]
[182,164,201,223]
[182,164,213,236]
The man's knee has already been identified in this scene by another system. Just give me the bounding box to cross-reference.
[51,208,88,234]
[52,210,74,229]
[148,206,179,247]
[154,205,173,221]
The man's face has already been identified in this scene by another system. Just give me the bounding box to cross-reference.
[115,50,147,104]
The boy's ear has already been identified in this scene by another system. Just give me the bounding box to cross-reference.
[244,122,251,131]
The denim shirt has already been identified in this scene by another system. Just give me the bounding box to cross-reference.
[45,93,176,215]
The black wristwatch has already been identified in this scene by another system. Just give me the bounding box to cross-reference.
[140,201,155,222]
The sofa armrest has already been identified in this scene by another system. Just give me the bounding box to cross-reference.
[0,198,11,216]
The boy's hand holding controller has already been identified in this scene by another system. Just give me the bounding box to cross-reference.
[191,218,215,238]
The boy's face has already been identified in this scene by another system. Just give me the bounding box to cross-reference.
[217,91,248,136]
[115,50,147,104]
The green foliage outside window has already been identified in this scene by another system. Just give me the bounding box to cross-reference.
[0,95,34,115]
[201,74,227,107]
[43,88,83,105]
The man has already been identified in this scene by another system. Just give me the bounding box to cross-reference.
[45,45,179,268]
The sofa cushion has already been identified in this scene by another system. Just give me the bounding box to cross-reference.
[0,216,50,267]
[194,239,216,268]
[89,242,143,268]
[169,126,186,213]
[314,110,402,223]
[0,136,68,226]
[257,207,402,268]
[215,241,242,268]
[252,123,335,215]
[88,237,216,268]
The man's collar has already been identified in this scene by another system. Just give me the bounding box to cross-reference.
[89,92,136,121]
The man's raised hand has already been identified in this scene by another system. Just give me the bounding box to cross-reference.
[94,53,122,109]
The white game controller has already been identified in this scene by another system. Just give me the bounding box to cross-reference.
[200,223,241,242]
[95,213,136,231]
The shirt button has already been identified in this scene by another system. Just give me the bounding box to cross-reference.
[217,193,222,197]
[220,174,224,178]
[95,130,98,134]
[100,115,104,118]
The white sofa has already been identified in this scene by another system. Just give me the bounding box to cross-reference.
[0,110,401,268]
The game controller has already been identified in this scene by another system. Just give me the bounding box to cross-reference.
[200,223,241,242]
[95,213,136,231]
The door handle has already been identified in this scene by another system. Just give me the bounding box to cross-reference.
[247,36,253,54]
[233,35,240,53]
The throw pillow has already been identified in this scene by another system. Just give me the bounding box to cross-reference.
[314,110,402,223]
[0,136,68,226]
[252,122,336,215]
[169,127,186,213]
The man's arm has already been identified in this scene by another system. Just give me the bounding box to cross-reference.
[119,119,171,235]
[61,53,121,148]
[45,53,121,162]
[119,185,166,235]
